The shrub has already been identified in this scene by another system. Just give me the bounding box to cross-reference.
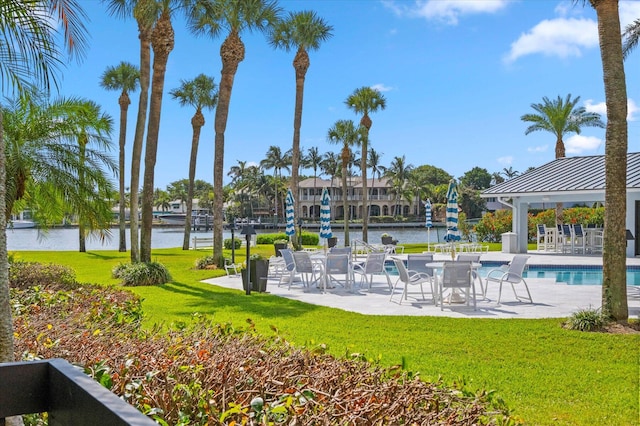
[565,307,609,332]
[112,262,171,286]
[195,256,217,270]
[256,233,290,244]
[9,261,76,289]
[224,238,242,249]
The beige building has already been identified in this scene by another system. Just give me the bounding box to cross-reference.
[298,177,412,220]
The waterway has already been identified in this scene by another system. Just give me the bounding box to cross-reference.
[6,226,444,251]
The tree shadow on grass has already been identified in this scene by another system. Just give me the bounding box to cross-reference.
[152,280,321,319]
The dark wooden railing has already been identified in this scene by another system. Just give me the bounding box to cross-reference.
[0,358,155,425]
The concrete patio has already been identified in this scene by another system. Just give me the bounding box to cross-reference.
[203,252,640,320]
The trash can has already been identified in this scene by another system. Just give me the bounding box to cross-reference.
[501,232,517,253]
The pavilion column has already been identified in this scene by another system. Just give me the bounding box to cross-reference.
[512,197,530,254]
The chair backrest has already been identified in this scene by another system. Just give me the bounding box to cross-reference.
[292,251,314,273]
[505,255,530,282]
[562,224,572,238]
[330,246,352,256]
[407,254,433,276]
[441,261,472,288]
[325,254,350,274]
[537,224,545,237]
[363,252,386,274]
[573,224,584,237]
[392,258,410,284]
[457,253,480,263]
[279,249,296,272]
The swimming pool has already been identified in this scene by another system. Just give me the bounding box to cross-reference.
[386,262,640,286]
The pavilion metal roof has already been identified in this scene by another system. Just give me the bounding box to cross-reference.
[482,152,640,198]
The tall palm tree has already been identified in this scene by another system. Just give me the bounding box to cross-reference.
[0,0,89,365]
[260,145,291,226]
[583,0,629,321]
[501,166,519,179]
[170,74,218,250]
[303,146,323,219]
[140,0,181,263]
[106,0,155,263]
[185,0,281,266]
[270,10,333,225]
[327,120,360,246]
[521,94,604,158]
[368,147,385,181]
[384,155,414,217]
[345,86,386,242]
[100,61,140,252]
[521,94,604,223]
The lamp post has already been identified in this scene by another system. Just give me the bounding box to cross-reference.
[241,225,256,295]
[297,217,303,248]
[229,215,235,264]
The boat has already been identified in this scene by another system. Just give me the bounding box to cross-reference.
[158,213,212,228]
[8,220,36,229]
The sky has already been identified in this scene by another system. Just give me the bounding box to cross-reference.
[54,0,640,190]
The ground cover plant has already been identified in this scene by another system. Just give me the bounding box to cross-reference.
[11,275,509,424]
[9,246,640,425]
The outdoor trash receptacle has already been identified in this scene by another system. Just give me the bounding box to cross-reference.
[501,232,517,253]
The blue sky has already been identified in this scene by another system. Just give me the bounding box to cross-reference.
[57,0,640,190]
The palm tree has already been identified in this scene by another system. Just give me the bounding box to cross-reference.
[260,145,291,226]
[345,86,386,243]
[170,74,218,250]
[270,10,333,225]
[501,166,519,179]
[105,0,155,263]
[154,188,171,211]
[185,0,281,266]
[521,94,604,158]
[302,146,323,219]
[100,61,140,252]
[622,18,640,58]
[583,0,629,321]
[140,0,181,263]
[521,94,604,223]
[0,0,89,365]
[368,147,385,181]
[491,172,505,186]
[327,120,360,246]
[384,155,414,217]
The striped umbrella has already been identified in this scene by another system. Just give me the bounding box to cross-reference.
[444,179,460,244]
[319,187,333,240]
[285,188,295,238]
[425,199,433,250]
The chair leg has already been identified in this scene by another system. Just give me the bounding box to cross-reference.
[497,281,504,304]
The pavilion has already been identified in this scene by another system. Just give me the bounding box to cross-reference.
[481,152,640,257]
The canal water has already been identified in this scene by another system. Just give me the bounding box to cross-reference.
[6,226,445,251]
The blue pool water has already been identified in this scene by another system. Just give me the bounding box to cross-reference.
[387,262,640,286]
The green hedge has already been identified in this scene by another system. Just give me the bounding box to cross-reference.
[257,232,319,246]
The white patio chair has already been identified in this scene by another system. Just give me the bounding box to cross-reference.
[390,258,434,304]
[406,253,434,277]
[560,224,573,254]
[439,261,476,311]
[278,249,299,289]
[324,254,354,290]
[224,259,242,277]
[352,252,392,291]
[484,255,533,304]
[292,251,323,289]
[456,253,483,297]
[536,224,546,251]
[572,224,587,254]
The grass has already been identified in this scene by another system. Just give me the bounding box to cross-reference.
[12,244,639,425]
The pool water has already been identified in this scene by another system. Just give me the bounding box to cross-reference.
[386,262,640,286]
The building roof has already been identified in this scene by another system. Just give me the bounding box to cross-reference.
[482,152,640,199]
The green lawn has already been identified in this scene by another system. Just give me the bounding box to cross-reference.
[12,245,639,425]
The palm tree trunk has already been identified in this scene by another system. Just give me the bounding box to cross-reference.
[361,138,368,242]
[342,159,350,246]
[214,32,244,266]
[118,93,129,252]
[0,109,14,364]
[130,23,152,263]
[594,0,628,321]
[183,112,204,250]
[291,48,308,247]
[141,13,174,263]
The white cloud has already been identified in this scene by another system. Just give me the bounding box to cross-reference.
[504,18,598,63]
[382,0,510,25]
[565,134,602,154]
[497,156,513,165]
[620,1,640,28]
[527,145,548,153]
[584,98,639,121]
[371,83,393,92]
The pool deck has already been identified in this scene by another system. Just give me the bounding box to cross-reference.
[203,251,640,320]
